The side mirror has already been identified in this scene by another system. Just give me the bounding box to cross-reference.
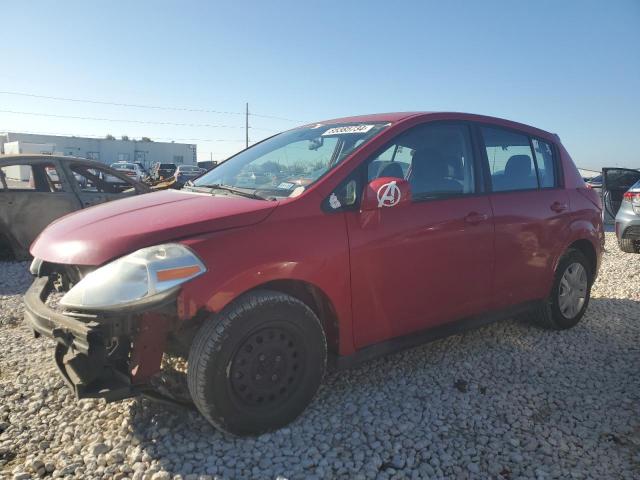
[361,177,411,211]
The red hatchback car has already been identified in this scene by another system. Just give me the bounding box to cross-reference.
[25,112,604,435]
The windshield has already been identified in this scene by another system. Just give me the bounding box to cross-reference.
[193,122,389,197]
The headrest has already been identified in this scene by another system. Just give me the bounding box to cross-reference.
[412,148,447,176]
[378,162,404,179]
[504,155,532,178]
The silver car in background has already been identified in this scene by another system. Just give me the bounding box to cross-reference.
[603,167,640,253]
[615,179,640,253]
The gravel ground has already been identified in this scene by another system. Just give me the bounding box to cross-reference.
[1,232,639,480]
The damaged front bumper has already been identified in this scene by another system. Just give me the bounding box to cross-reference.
[24,275,174,402]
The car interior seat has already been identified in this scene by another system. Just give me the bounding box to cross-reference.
[410,148,464,195]
[499,154,537,190]
[377,162,405,179]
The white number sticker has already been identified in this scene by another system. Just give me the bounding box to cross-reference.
[322,125,375,136]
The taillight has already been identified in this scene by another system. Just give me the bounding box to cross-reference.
[624,191,640,214]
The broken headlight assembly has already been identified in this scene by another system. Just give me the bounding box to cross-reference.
[60,244,206,311]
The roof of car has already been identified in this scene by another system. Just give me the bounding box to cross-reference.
[0,154,107,168]
[309,112,557,140]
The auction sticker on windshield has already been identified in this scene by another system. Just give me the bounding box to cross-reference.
[322,125,375,136]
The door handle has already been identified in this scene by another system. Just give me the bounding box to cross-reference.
[550,202,568,213]
[464,212,488,225]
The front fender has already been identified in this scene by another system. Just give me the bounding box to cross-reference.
[175,207,354,355]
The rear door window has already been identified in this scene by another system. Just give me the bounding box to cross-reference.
[481,126,538,192]
[0,165,35,190]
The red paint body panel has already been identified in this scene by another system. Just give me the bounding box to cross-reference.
[30,112,603,359]
[30,189,277,265]
[130,312,170,384]
[178,190,355,354]
[346,195,494,348]
[488,189,571,309]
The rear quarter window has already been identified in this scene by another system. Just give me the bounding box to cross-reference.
[532,138,558,188]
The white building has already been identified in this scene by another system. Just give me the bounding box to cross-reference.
[0,132,197,170]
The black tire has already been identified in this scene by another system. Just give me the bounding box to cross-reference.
[535,248,593,330]
[187,290,327,436]
[619,237,639,254]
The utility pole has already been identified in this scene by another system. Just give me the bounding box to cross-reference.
[245,102,249,149]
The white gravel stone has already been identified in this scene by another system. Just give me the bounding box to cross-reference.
[1,233,639,479]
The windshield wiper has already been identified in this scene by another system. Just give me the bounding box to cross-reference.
[195,184,268,200]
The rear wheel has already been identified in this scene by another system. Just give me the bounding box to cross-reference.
[619,237,639,253]
[187,290,326,436]
[535,248,592,330]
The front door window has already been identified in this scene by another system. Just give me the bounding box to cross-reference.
[368,123,476,199]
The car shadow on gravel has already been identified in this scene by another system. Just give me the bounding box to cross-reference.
[0,261,32,296]
[120,297,639,478]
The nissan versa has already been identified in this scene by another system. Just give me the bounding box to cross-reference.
[25,112,604,435]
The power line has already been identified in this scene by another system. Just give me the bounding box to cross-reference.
[0,90,303,123]
[0,128,249,143]
[0,109,278,131]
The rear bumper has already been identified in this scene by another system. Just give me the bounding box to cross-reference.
[615,207,640,241]
[616,222,640,240]
[24,276,173,401]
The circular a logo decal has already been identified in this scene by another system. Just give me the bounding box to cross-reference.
[376,181,401,208]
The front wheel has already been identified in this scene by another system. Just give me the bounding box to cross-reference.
[535,248,593,330]
[187,290,327,436]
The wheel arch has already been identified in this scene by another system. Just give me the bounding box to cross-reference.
[247,279,340,357]
[552,216,602,282]
[177,278,341,359]
[566,238,598,279]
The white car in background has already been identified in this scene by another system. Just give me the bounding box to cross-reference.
[110,162,145,182]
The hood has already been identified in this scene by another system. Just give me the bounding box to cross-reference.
[31,189,278,266]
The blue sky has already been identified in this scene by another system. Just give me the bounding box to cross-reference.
[1,0,638,169]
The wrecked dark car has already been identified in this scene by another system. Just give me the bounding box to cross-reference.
[0,155,150,259]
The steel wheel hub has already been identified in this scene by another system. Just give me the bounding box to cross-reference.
[558,262,587,319]
[229,327,304,407]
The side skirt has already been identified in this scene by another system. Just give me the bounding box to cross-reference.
[332,300,541,371]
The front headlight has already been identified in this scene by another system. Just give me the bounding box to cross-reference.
[60,244,206,310]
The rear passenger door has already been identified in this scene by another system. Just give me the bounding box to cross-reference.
[479,125,569,309]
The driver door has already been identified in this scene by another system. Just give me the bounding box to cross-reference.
[602,168,640,219]
[345,122,495,349]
